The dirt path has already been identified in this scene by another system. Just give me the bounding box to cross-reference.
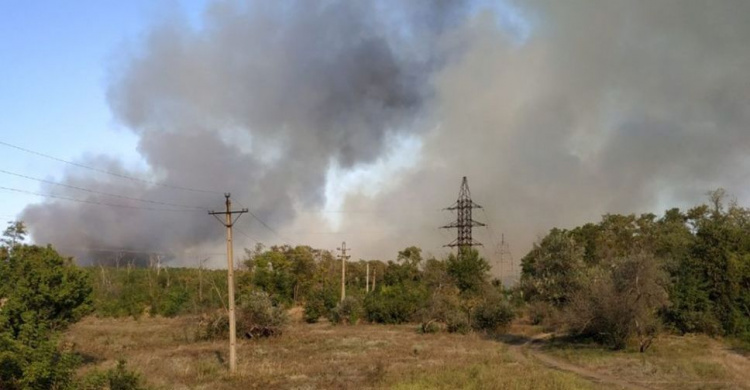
[709,342,750,388]
[503,334,652,390]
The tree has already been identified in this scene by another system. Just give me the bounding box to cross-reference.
[446,248,490,295]
[564,252,669,350]
[0,244,93,389]
[2,221,27,249]
[522,190,750,346]
[521,229,586,306]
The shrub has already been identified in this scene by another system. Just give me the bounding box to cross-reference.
[328,296,363,325]
[417,286,463,333]
[364,284,427,324]
[0,335,80,390]
[303,285,338,323]
[199,291,289,340]
[418,321,441,334]
[564,253,669,351]
[160,285,189,318]
[526,301,556,326]
[446,312,470,334]
[238,290,289,337]
[0,245,93,335]
[0,244,93,389]
[472,299,514,333]
[80,359,147,390]
[197,310,230,341]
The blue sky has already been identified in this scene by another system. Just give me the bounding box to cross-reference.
[0,0,209,221]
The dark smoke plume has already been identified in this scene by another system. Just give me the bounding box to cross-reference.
[22,0,750,277]
[22,0,468,265]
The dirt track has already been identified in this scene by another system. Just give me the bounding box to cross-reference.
[501,332,749,390]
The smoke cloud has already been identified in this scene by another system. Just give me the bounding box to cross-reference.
[22,1,750,275]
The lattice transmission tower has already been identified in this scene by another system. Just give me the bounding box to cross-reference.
[498,233,514,281]
[441,176,485,254]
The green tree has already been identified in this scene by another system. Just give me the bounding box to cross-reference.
[521,230,586,306]
[0,244,93,389]
[2,221,27,250]
[446,248,490,295]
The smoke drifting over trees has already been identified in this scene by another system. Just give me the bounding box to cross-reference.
[21,0,750,266]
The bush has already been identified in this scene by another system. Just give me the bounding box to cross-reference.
[472,299,514,333]
[159,285,189,318]
[417,286,463,333]
[303,285,338,323]
[418,321,441,334]
[328,296,363,325]
[0,245,93,335]
[526,301,556,326]
[364,284,428,324]
[199,291,288,340]
[238,290,289,337]
[81,359,147,390]
[564,253,668,351]
[0,335,80,390]
[0,244,93,389]
[445,312,470,334]
[197,310,230,341]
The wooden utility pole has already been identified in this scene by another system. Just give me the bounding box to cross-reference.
[209,193,247,374]
[337,242,350,302]
[366,262,369,293]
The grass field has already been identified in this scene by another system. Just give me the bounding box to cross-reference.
[63,313,749,389]
[539,334,750,390]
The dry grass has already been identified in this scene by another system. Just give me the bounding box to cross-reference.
[65,314,748,389]
[542,334,750,390]
[65,315,593,389]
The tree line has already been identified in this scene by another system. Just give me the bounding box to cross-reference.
[521,189,750,350]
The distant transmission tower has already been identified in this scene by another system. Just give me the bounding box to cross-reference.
[441,176,485,256]
[498,233,514,281]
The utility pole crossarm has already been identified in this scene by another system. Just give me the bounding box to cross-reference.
[208,209,249,227]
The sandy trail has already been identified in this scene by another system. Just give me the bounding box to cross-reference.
[503,333,651,390]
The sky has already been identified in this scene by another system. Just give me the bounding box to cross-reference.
[2,1,749,283]
[0,0,206,218]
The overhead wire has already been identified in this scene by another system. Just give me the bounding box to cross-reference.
[0,168,207,210]
[234,226,260,245]
[233,198,294,245]
[1,139,470,256]
[0,185,204,213]
[54,245,225,257]
[0,139,222,195]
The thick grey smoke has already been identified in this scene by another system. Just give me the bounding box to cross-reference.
[22,0,468,264]
[341,0,750,280]
[22,0,750,274]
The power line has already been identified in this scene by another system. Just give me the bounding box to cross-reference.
[54,245,224,257]
[0,168,207,210]
[234,226,259,244]
[233,199,294,245]
[0,185,204,213]
[0,140,221,195]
